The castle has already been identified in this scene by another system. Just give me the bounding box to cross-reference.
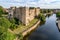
[8,7,40,26]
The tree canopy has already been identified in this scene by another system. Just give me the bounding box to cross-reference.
[0,6,3,17]
[0,17,11,40]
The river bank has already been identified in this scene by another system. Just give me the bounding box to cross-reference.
[14,20,40,40]
[22,20,40,37]
[8,19,40,40]
[26,14,60,40]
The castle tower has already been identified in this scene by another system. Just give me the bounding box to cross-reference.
[10,7,40,26]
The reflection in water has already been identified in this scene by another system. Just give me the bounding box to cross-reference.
[46,14,52,18]
[39,21,45,26]
[25,14,60,40]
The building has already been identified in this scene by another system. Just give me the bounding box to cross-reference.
[8,7,40,26]
[7,7,15,19]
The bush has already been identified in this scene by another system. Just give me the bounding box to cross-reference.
[6,31,16,40]
[9,18,17,30]
[16,33,23,40]
[38,13,46,21]
[10,23,17,30]
[9,18,15,24]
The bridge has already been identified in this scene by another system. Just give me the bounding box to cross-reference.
[40,9,60,13]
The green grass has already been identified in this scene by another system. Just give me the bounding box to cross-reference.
[13,18,38,34]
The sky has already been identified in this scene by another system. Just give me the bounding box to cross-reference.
[0,0,60,9]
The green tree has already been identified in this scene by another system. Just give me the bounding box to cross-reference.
[0,17,11,40]
[0,17,11,28]
[56,12,60,17]
[9,18,17,30]
[38,13,46,21]
[0,6,8,17]
[0,6,3,17]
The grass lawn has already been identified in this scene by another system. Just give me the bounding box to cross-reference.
[13,18,38,34]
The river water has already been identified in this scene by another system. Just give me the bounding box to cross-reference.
[25,14,60,40]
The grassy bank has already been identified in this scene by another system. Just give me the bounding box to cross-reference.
[13,18,38,34]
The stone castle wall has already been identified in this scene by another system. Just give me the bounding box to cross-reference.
[8,7,40,26]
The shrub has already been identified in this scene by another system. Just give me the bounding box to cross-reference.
[16,33,23,40]
[9,18,17,30]
[6,31,16,40]
[9,18,15,24]
[10,23,17,30]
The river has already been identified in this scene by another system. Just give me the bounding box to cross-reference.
[24,14,60,40]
